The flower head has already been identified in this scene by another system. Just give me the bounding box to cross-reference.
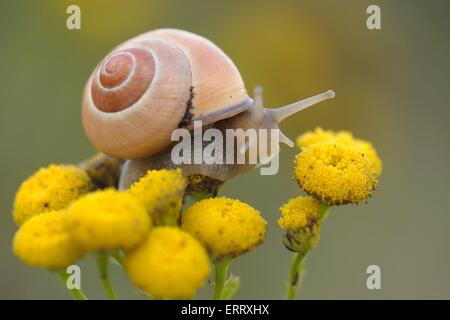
[128,169,186,226]
[182,197,267,258]
[296,127,335,148]
[13,164,91,225]
[66,189,150,251]
[338,136,382,177]
[296,127,382,176]
[294,143,377,205]
[13,210,85,269]
[125,227,210,299]
[278,197,321,253]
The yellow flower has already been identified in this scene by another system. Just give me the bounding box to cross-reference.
[182,197,267,258]
[296,128,382,176]
[296,127,335,148]
[349,140,382,176]
[128,169,186,226]
[66,189,150,251]
[294,143,377,205]
[278,196,321,231]
[278,197,321,253]
[125,227,210,299]
[13,210,85,269]
[13,164,91,225]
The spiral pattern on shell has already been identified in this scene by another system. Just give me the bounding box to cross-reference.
[91,48,155,113]
[82,29,252,160]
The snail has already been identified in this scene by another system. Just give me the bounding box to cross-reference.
[81,28,335,192]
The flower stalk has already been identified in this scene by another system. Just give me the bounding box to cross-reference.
[56,269,88,300]
[96,253,117,300]
[213,259,231,300]
[320,202,330,222]
[110,250,125,268]
[222,274,240,300]
[285,251,308,300]
[283,201,330,300]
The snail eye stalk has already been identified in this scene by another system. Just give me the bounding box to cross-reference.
[268,89,335,124]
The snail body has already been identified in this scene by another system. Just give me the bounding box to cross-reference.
[118,88,335,190]
[81,28,335,190]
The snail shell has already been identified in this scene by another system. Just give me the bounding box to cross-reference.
[82,29,253,159]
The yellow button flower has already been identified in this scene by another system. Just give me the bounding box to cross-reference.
[182,197,267,258]
[125,227,210,299]
[296,127,382,176]
[278,197,321,253]
[66,189,150,251]
[128,169,186,226]
[13,210,85,269]
[294,143,377,205]
[335,134,382,177]
[278,196,321,231]
[13,164,91,225]
[296,127,335,148]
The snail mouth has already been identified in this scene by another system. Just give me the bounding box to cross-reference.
[91,48,155,113]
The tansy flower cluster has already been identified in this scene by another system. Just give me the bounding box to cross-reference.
[278,128,382,299]
[11,128,381,300]
[125,227,211,299]
[13,210,85,269]
[12,159,267,300]
[13,164,91,225]
[296,127,382,176]
[66,189,150,251]
[278,196,321,254]
[128,168,186,226]
[182,197,267,299]
[183,197,267,259]
[294,143,377,205]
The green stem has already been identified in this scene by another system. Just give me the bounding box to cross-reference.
[110,250,125,268]
[96,253,117,300]
[221,274,240,300]
[284,202,331,300]
[285,252,308,300]
[213,259,231,300]
[320,202,330,222]
[56,269,88,300]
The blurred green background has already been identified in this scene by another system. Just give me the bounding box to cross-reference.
[1,0,449,299]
